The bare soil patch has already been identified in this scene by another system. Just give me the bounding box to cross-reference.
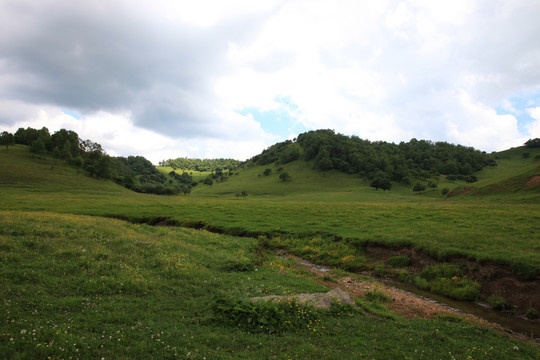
[525,175,540,188]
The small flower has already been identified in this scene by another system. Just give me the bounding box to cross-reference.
[20,330,26,335]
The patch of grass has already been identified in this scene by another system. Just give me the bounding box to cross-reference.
[488,296,511,311]
[415,264,481,301]
[364,290,391,303]
[386,255,411,267]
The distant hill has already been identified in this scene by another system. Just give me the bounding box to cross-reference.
[247,129,496,184]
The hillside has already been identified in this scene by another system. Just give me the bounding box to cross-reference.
[1,139,540,355]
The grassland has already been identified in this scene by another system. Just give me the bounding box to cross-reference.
[2,146,539,273]
[2,211,539,359]
[1,145,540,358]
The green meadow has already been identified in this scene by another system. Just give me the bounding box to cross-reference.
[1,145,540,358]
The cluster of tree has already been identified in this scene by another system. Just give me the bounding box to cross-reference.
[525,138,540,148]
[5,127,193,195]
[0,131,15,150]
[249,129,496,187]
[200,168,236,186]
[159,157,241,172]
[250,140,301,165]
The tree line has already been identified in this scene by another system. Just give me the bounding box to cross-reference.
[159,157,241,172]
[3,127,195,195]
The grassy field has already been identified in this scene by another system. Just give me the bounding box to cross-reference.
[2,146,539,274]
[1,210,539,359]
[1,145,540,358]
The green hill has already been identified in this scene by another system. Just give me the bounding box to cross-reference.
[1,139,540,357]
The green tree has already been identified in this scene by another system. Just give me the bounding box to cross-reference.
[263,168,272,176]
[525,138,540,148]
[279,172,291,181]
[203,176,214,186]
[413,183,426,192]
[29,138,46,155]
[0,131,15,150]
[370,176,391,191]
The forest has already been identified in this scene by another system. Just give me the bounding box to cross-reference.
[249,129,498,186]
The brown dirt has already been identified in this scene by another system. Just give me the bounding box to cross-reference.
[365,245,540,316]
[525,175,540,188]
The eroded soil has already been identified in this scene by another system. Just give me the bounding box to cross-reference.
[364,245,540,316]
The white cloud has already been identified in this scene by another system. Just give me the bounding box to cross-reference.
[526,107,540,139]
[2,0,540,160]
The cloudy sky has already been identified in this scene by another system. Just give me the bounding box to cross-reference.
[1,0,540,163]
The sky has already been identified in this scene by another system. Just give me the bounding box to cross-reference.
[1,0,540,163]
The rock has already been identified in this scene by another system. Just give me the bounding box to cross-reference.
[250,288,356,309]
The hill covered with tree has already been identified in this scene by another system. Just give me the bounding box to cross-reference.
[8,127,195,195]
[248,129,498,187]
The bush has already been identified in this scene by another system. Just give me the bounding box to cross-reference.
[221,260,255,272]
[526,308,539,319]
[488,296,510,311]
[374,264,388,276]
[364,290,391,303]
[398,270,413,283]
[415,264,480,301]
[441,188,449,196]
[413,183,426,192]
[279,172,292,181]
[386,255,411,268]
[212,296,326,334]
[419,264,462,281]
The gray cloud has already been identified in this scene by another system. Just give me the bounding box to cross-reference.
[0,0,266,138]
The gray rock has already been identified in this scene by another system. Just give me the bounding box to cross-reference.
[250,288,356,309]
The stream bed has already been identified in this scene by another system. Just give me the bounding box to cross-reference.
[288,254,540,344]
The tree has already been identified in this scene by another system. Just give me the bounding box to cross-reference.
[263,168,272,176]
[29,138,46,155]
[0,131,15,150]
[279,172,291,181]
[241,190,248,198]
[370,176,391,191]
[203,176,214,186]
[525,138,540,148]
[413,183,426,192]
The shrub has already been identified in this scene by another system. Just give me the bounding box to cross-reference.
[386,255,411,268]
[526,308,539,319]
[415,264,480,301]
[398,270,413,283]
[212,296,333,334]
[221,260,255,272]
[374,264,388,276]
[413,183,426,192]
[419,264,462,281]
[441,188,449,196]
[364,290,391,303]
[279,172,291,181]
[488,296,510,311]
